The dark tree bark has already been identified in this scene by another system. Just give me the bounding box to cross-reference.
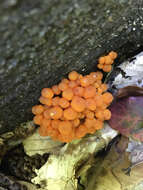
[0,0,143,134]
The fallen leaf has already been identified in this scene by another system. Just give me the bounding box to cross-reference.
[116,86,143,99]
[109,95,143,142]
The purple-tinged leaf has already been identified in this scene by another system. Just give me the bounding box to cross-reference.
[109,95,143,142]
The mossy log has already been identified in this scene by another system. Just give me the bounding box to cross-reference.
[0,0,143,134]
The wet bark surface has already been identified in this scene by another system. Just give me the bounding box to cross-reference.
[0,0,143,134]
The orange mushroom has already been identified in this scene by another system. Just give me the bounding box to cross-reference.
[71,96,86,112]
[52,85,61,95]
[68,71,79,81]
[59,98,70,108]
[39,96,52,106]
[32,51,116,142]
[97,51,118,72]
[33,115,43,125]
[63,107,78,120]
[41,88,54,99]
[62,88,74,100]
[32,105,44,115]
[49,106,63,119]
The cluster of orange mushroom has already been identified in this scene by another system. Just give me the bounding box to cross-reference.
[97,51,117,72]
[32,51,117,142]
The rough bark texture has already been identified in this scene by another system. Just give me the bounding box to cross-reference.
[0,0,143,134]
